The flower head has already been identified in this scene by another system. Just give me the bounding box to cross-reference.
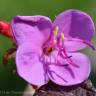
[11,9,95,86]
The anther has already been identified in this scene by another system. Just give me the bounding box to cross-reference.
[52,26,59,46]
[61,32,65,42]
[53,26,59,36]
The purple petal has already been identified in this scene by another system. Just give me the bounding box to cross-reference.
[53,9,95,50]
[64,38,95,52]
[48,51,90,86]
[16,42,49,86]
[54,9,95,40]
[11,16,52,46]
[64,38,86,52]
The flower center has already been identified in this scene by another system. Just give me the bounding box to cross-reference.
[43,47,53,55]
[43,26,65,55]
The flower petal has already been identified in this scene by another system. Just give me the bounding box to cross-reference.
[64,38,95,52]
[64,39,85,51]
[54,10,95,51]
[16,42,49,86]
[11,16,52,46]
[53,9,95,41]
[48,51,90,86]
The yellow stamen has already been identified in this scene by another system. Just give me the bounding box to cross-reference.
[61,32,65,42]
[54,26,59,36]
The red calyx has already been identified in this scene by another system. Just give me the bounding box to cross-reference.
[0,20,12,38]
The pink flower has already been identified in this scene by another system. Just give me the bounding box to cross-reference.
[11,10,95,86]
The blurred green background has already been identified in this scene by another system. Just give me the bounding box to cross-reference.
[0,0,96,96]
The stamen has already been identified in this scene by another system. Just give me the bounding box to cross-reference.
[61,32,65,42]
[51,26,59,47]
[53,26,59,36]
[63,48,79,67]
[58,50,72,59]
[83,41,96,50]
[49,70,68,83]
[59,47,79,68]
[39,53,69,83]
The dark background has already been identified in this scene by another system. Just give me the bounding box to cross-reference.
[0,0,96,96]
